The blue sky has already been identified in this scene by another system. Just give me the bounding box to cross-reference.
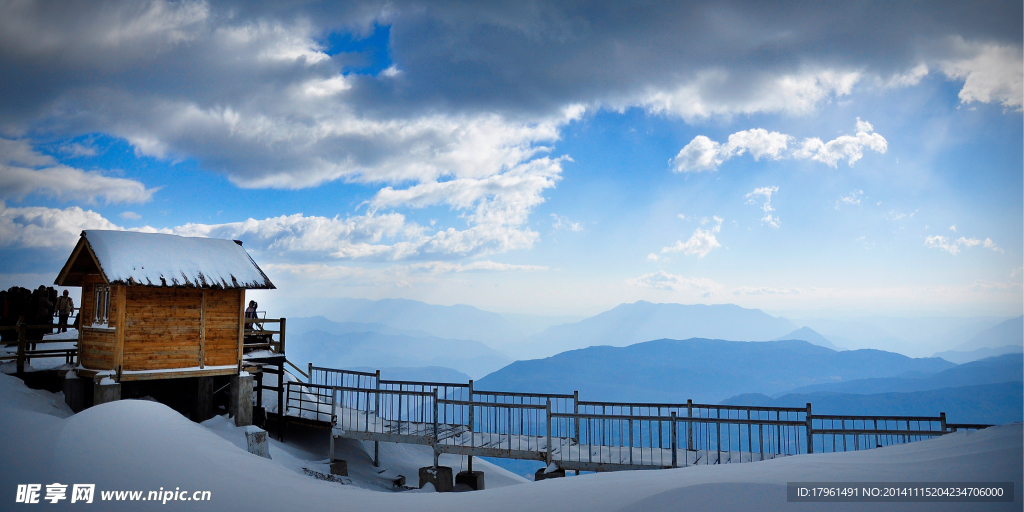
[0,1,1021,318]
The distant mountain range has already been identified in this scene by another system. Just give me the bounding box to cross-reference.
[780,353,1023,395]
[286,328,512,379]
[346,366,471,383]
[476,338,954,403]
[774,326,843,350]
[722,382,1023,426]
[281,298,581,346]
[510,302,799,359]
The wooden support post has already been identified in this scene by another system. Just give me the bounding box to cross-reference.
[236,289,245,372]
[113,286,126,380]
[805,403,814,454]
[307,362,312,384]
[939,412,947,433]
[278,318,286,354]
[277,364,285,442]
[198,290,206,369]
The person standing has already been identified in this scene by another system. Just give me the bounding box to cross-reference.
[244,300,262,331]
[56,290,74,333]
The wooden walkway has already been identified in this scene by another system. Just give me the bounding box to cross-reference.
[278,365,989,473]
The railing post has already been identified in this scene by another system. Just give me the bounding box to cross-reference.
[432,388,439,469]
[307,362,312,384]
[805,403,813,454]
[331,388,338,426]
[278,317,286,355]
[687,399,693,452]
[16,318,26,375]
[939,412,947,434]
[374,371,381,467]
[468,380,475,434]
[573,390,579,443]
[546,399,552,466]
[671,411,678,468]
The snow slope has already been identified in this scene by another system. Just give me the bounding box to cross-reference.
[0,373,1020,511]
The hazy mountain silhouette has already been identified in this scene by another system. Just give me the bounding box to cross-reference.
[288,329,512,379]
[722,381,1023,426]
[933,345,1024,364]
[781,353,1023,395]
[511,302,798,359]
[949,316,1023,352]
[347,366,471,383]
[288,316,434,338]
[774,326,843,350]
[302,298,527,346]
[476,338,953,403]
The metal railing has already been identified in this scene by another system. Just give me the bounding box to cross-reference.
[282,364,994,472]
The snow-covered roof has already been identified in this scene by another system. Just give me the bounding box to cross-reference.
[73,230,275,289]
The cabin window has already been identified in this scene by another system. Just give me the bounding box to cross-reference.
[93,285,110,326]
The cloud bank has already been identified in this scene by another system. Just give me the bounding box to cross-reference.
[673,119,888,172]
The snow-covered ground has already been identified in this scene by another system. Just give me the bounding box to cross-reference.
[0,372,1020,511]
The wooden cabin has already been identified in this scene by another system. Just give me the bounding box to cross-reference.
[55,230,275,382]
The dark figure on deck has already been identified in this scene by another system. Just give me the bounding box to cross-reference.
[56,290,74,333]
[29,286,52,345]
[245,300,261,331]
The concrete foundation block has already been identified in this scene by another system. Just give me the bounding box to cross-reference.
[330,460,348,476]
[244,426,271,459]
[93,378,120,406]
[455,470,485,490]
[229,373,254,427]
[62,372,88,412]
[418,466,453,492]
[535,467,566,481]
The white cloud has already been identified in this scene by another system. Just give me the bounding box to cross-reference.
[925,235,1001,256]
[628,271,722,297]
[119,211,142,220]
[641,69,861,121]
[983,238,1003,253]
[660,216,723,258]
[732,287,801,296]
[646,253,659,261]
[0,199,554,262]
[0,139,156,204]
[940,38,1023,110]
[672,129,790,172]
[0,201,122,249]
[745,186,780,228]
[835,189,864,209]
[792,118,888,167]
[673,119,886,172]
[878,64,930,88]
[550,213,582,232]
[949,224,957,232]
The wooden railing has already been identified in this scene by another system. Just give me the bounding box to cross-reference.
[0,317,78,374]
[243,317,286,354]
